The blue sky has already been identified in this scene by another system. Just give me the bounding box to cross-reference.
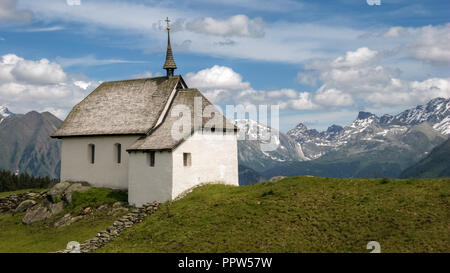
[0,0,449,132]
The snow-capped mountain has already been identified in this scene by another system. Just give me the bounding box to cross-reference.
[0,105,13,123]
[235,119,307,172]
[288,97,450,160]
[388,97,450,127]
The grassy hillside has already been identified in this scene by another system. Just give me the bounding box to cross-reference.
[99,177,450,253]
[401,139,450,178]
[0,188,127,253]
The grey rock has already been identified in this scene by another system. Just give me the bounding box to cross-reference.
[25,192,40,199]
[54,201,161,253]
[22,204,51,224]
[63,183,90,203]
[97,204,109,211]
[54,213,72,227]
[48,182,71,203]
[109,207,128,216]
[269,176,286,182]
[15,200,37,213]
[112,201,125,208]
[49,201,65,215]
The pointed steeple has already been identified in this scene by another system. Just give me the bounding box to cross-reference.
[163,17,177,77]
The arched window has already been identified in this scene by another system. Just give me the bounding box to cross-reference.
[88,144,95,164]
[115,143,122,164]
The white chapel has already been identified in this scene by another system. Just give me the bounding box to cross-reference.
[52,19,239,206]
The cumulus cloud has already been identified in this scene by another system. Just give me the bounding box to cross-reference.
[331,47,378,68]
[185,65,250,90]
[0,54,99,119]
[314,87,353,107]
[0,0,31,23]
[1,54,67,85]
[412,24,450,64]
[185,65,316,110]
[17,0,365,63]
[186,15,265,38]
[301,47,450,108]
[383,24,450,65]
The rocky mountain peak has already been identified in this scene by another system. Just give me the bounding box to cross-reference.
[235,119,307,174]
[392,97,449,126]
[291,123,308,132]
[357,111,377,120]
[380,114,394,124]
[326,125,343,133]
[0,105,14,123]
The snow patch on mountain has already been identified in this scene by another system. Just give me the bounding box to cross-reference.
[288,97,449,160]
[235,119,307,171]
[0,105,13,123]
[433,116,450,135]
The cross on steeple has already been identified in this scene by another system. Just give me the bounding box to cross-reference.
[165,17,170,29]
[163,17,177,77]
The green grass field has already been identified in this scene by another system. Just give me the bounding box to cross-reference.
[0,188,127,253]
[98,177,450,253]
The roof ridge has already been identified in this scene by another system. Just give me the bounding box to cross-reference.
[103,75,179,84]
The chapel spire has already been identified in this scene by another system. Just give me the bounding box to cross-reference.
[163,17,177,77]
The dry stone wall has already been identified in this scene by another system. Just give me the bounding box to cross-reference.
[58,201,160,253]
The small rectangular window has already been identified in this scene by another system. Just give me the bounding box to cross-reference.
[183,153,191,167]
[115,143,121,164]
[149,151,155,167]
[89,144,95,164]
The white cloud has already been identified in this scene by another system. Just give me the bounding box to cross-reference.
[383,26,409,38]
[56,55,146,68]
[190,0,303,13]
[383,24,450,65]
[18,0,363,63]
[22,26,65,32]
[0,54,99,119]
[186,15,265,38]
[185,65,316,110]
[185,65,250,90]
[15,0,450,70]
[314,87,353,107]
[412,24,450,64]
[301,47,450,108]
[1,54,67,85]
[288,92,317,110]
[331,47,378,68]
[0,0,31,23]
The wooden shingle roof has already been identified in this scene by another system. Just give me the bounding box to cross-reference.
[128,88,237,151]
[52,76,182,137]
[52,75,237,151]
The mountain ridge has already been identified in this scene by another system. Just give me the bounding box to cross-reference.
[400,138,450,178]
[0,110,62,178]
[288,97,450,160]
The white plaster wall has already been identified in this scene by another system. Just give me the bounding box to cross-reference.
[171,131,239,199]
[60,136,139,189]
[128,151,173,206]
